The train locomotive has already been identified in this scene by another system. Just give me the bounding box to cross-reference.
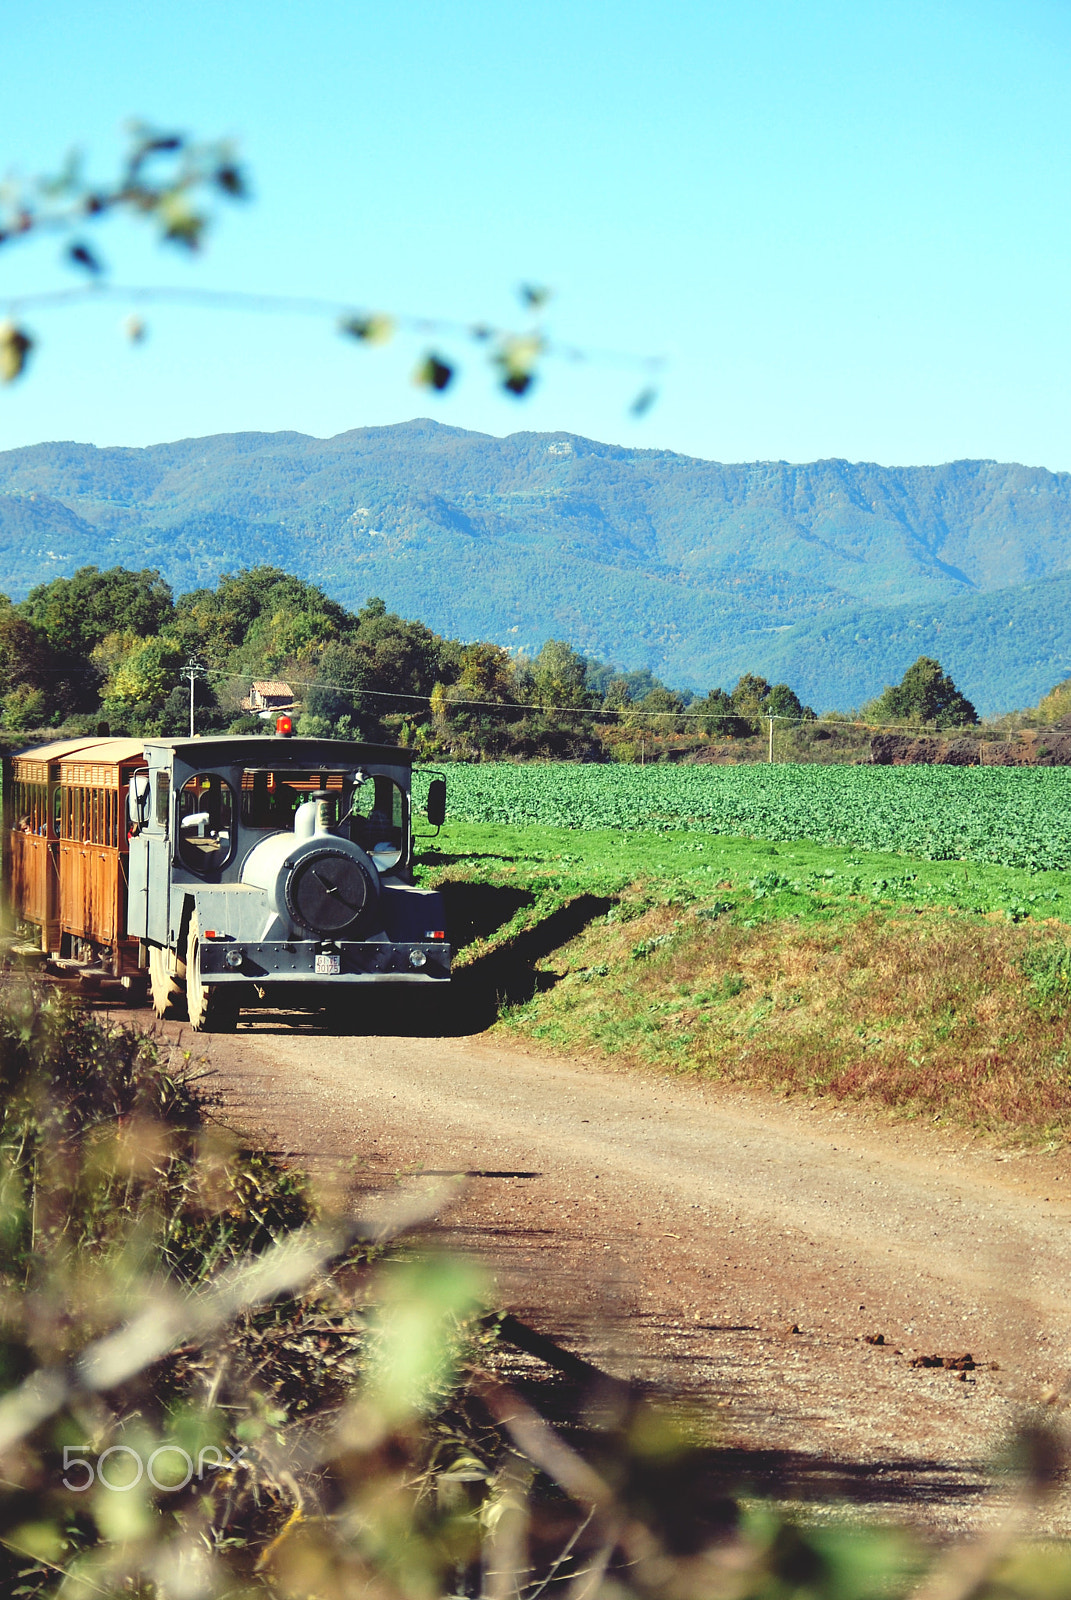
[3,729,450,1030]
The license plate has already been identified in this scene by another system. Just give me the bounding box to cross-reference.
[315,954,341,975]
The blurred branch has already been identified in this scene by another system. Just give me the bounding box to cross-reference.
[1,123,666,410]
[0,1177,457,1454]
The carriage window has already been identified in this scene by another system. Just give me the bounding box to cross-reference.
[13,781,48,836]
[177,774,234,873]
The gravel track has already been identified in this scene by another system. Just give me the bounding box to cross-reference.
[140,1005,1071,1534]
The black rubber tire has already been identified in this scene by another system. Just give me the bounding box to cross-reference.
[185,913,240,1033]
[149,943,186,1021]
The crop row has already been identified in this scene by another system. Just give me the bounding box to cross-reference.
[439,762,1071,871]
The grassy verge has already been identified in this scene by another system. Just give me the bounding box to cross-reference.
[420,823,1071,1138]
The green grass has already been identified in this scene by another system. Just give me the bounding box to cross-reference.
[417,821,1071,1136]
[441,762,1071,872]
[420,822,1071,959]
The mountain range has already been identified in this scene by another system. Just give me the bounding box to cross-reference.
[1,418,1068,713]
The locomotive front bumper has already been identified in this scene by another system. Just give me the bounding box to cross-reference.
[197,938,452,984]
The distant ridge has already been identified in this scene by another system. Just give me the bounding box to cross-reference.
[1,419,1070,712]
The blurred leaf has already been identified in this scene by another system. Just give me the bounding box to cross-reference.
[155,192,206,249]
[338,312,396,345]
[519,283,552,310]
[629,384,659,418]
[38,147,83,200]
[493,334,542,398]
[67,240,104,276]
[0,321,34,383]
[414,352,454,392]
[214,163,248,199]
[6,1520,64,1563]
[362,1255,485,1423]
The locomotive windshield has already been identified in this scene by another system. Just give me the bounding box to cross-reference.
[239,768,407,868]
[240,769,346,829]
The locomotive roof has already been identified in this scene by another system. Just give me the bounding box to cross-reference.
[144,735,417,766]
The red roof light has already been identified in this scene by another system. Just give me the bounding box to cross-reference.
[276,715,293,736]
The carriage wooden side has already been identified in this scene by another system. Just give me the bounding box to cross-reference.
[4,736,146,974]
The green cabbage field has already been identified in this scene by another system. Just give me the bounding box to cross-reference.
[439,763,1071,871]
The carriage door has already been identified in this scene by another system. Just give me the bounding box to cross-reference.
[126,767,151,940]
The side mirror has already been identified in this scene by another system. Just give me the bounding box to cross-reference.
[129,769,151,828]
[426,777,446,828]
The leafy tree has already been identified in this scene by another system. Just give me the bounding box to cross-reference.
[730,673,773,723]
[172,567,351,674]
[429,643,525,758]
[1020,676,1071,727]
[728,673,815,732]
[629,685,688,735]
[691,687,747,736]
[766,682,813,721]
[585,660,670,704]
[100,634,190,733]
[20,566,174,656]
[868,656,978,729]
[0,605,98,729]
[532,640,593,710]
[301,598,458,743]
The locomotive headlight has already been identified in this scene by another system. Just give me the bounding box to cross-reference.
[224,947,244,970]
[409,948,427,969]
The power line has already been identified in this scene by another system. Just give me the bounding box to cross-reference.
[201,668,1005,739]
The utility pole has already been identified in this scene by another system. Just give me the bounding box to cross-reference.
[768,716,774,764]
[184,661,203,739]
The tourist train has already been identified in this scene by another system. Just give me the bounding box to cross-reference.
[3,726,450,1030]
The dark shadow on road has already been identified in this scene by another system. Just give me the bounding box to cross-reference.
[447,891,615,1031]
[485,1320,1000,1520]
[436,880,536,947]
[234,892,615,1039]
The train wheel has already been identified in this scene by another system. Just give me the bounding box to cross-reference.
[185,914,240,1033]
[149,944,186,1021]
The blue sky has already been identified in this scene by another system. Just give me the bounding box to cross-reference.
[4,0,1071,468]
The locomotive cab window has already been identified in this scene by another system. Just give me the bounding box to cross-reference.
[350,776,406,871]
[155,772,170,830]
[177,774,234,873]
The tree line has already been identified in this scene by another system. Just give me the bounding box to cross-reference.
[0,563,979,758]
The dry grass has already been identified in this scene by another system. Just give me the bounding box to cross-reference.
[505,900,1071,1136]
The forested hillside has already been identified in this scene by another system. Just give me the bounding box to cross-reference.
[2,421,1071,709]
[0,563,820,761]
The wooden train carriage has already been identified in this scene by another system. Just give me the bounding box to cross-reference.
[5,737,145,973]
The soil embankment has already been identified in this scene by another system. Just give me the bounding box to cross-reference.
[871,728,1071,765]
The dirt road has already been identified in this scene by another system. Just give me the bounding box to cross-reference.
[144,1006,1071,1533]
